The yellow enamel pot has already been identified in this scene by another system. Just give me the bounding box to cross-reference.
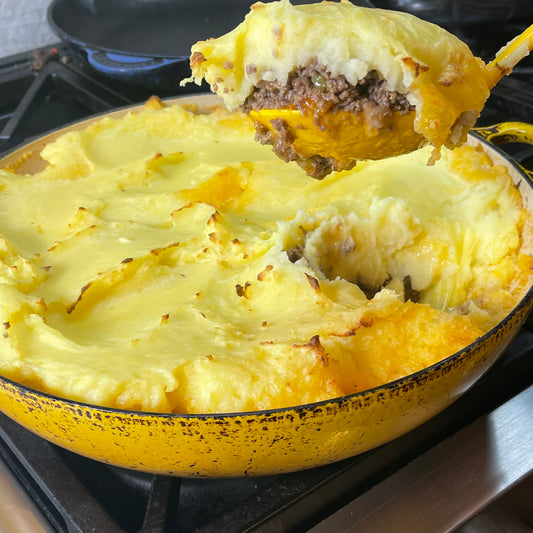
[0,96,532,478]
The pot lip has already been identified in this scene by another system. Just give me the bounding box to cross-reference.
[1,95,532,421]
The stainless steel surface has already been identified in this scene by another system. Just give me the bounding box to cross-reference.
[310,384,533,533]
[0,458,52,533]
[456,474,533,532]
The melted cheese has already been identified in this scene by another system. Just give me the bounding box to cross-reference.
[0,99,531,413]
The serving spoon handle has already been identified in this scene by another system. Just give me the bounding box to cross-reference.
[486,24,533,88]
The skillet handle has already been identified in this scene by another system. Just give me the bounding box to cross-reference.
[473,122,533,145]
[85,49,182,76]
[473,122,533,181]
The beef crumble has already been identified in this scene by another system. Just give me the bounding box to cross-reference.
[243,64,413,115]
[253,119,349,179]
[243,63,415,179]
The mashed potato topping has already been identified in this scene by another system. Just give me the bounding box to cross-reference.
[0,98,531,413]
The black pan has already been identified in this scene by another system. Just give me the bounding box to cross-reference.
[46,0,257,87]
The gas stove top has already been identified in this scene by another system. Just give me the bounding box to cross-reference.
[0,17,533,533]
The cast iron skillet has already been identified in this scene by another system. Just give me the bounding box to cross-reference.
[46,0,256,86]
[0,95,532,477]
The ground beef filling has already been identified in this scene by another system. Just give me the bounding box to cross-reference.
[242,64,414,179]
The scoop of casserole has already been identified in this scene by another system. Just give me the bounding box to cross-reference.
[183,0,494,177]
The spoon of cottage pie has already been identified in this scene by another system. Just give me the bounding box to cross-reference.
[182,0,533,178]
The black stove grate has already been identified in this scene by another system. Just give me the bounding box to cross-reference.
[0,46,132,153]
[0,44,201,157]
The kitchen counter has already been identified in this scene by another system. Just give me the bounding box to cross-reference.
[0,0,56,58]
